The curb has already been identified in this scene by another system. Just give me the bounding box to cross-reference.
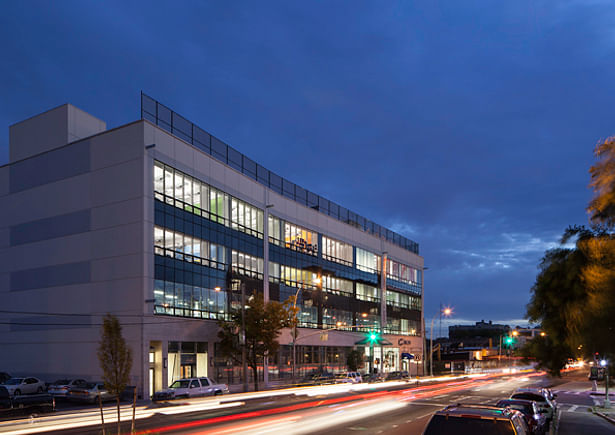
[592,408,615,425]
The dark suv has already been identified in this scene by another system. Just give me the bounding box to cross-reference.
[422,404,529,435]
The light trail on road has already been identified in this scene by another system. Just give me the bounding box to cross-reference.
[0,369,541,435]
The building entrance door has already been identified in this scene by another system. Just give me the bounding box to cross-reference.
[181,353,197,378]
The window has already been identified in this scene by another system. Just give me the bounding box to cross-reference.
[164,166,174,205]
[154,226,225,268]
[322,236,353,266]
[387,259,420,285]
[356,248,381,273]
[279,265,319,288]
[268,215,281,245]
[284,222,318,255]
[322,307,353,328]
[209,187,227,224]
[154,162,164,201]
[155,161,251,230]
[231,250,264,278]
[322,276,353,296]
[269,261,280,282]
[154,279,228,320]
[356,283,379,302]
[231,198,264,238]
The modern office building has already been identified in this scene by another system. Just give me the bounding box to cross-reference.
[0,94,424,397]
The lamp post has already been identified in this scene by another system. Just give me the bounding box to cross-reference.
[601,359,611,408]
[430,306,452,377]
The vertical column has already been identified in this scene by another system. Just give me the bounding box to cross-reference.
[263,198,272,388]
[380,252,387,330]
[162,340,169,389]
[421,268,425,376]
[263,204,270,303]
[380,253,387,374]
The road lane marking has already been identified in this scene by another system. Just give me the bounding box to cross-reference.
[454,396,474,402]
[568,405,578,412]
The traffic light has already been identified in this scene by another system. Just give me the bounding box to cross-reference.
[504,336,514,346]
[367,330,380,344]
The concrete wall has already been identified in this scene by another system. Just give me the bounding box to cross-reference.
[9,104,106,164]
[0,117,146,387]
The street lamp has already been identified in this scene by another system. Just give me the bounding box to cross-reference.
[601,359,611,408]
[430,306,453,377]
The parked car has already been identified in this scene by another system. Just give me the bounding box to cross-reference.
[385,371,410,381]
[302,372,336,385]
[3,378,46,396]
[496,399,547,435]
[510,388,557,425]
[48,379,89,398]
[422,404,528,435]
[152,377,229,400]
[334,372,363,384]
[362,372,386,383]
[67,382,116,404]
[0,385,54,418]
[0,373,10,385]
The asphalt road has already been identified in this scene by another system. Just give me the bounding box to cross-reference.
[3,370,614,434]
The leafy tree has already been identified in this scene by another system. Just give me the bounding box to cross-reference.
[588,136,615,226]
[525,136,615,374]
[217,292,290,391]
[525,230,589,375]
[584,137,615,359]
[98,314,133,435]
[519,335,570,376]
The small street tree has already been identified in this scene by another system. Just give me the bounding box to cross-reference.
[98,314,133,435]
[218,292,290,391]
[346,349,363,372]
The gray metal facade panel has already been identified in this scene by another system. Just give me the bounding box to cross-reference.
[9,141,90,193]
[9,315,92,332]
[10,209,91,246]
[9,261,91,291]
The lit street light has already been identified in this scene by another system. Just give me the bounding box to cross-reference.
[601,359,611,408]
[430,306,452,377]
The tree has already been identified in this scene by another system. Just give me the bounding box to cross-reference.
[98,314,133,435]
[588,136,615,227]
[346,349,364,372]
[217,292,290,391]
[525,231,589,376]
[525,136,615,375]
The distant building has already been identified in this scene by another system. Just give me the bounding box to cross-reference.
[449,320,510,344]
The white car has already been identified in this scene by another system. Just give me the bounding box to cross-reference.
[153,377,229,400]
[3,377,46,396]
[48,379,89,398]
[334,372,363,384]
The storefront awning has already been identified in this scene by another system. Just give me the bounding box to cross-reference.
[354,337,393,346]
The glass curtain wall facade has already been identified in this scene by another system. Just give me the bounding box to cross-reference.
[153,160,422,380]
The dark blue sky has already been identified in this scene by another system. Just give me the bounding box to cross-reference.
[2,1,613,334]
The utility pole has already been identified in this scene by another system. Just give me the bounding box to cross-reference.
[439,302,442,339]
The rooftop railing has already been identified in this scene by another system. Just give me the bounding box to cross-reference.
[141,92,419,255]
